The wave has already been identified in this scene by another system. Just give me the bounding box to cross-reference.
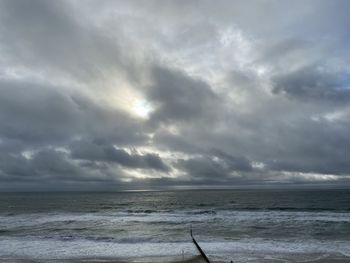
[1,209,349,227]
[0,237,349,260]
[222,207,349,212]
[187,210,217,215]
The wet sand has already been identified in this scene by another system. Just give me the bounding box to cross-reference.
[0,256,209,263]
[69,254,350,263]
[1,254,350,263]
[72,256,207,263]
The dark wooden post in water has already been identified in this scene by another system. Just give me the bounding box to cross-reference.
[190,227,211,263]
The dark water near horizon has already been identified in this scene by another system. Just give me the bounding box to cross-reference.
[0,189,349,262]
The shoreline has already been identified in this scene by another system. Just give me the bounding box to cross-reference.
[0,256,208,263]
[1,254,350,263]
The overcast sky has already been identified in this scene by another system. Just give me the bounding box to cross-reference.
[1,0,350,191]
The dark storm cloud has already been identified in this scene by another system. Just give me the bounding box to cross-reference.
[0,78,149,188]
[0,150,77,181]
[146,66,219,123]
[31,149,82,178]
[0,149,129,191]
[70,140,170,172]
[1,0,350,190]
[176,157,231,181]
[0,79,147,145]
[0,80,81,143]
[0,153,33,179]
[261,117,350,176]
[272,66,350,102]
[175,150,252,182]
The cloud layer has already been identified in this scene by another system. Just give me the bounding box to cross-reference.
[1,0,350,190]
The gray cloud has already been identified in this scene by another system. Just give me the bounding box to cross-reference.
[176,150,252,183]
[70,140,170,172]
[0,0,128,83]
[1,0,350,190]
[0,80,81,144]
[146,65,219,124]
[272,66,350,103]
[0,79,147,146]
[0,154,33,180]
[0,149,112,183]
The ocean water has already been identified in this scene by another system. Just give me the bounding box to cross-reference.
[0,189,349,262]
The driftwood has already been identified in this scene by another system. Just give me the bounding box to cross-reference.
[190,227,211,263]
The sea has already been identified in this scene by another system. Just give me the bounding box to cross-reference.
[0,189,349,262]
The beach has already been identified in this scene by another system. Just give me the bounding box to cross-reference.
[2,254,350,263]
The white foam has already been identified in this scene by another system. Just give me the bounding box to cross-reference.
[1,210,350,228]
[0,238,196,259]
[0,238,349,260]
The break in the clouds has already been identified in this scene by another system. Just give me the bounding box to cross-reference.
[1,0,350,191]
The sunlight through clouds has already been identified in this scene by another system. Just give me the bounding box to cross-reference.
[1,0,350,190]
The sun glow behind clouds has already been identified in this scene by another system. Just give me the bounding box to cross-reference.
[107,79,153,119]
[133,99,153,118]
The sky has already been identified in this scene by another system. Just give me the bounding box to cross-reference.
[1,0,350,191]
